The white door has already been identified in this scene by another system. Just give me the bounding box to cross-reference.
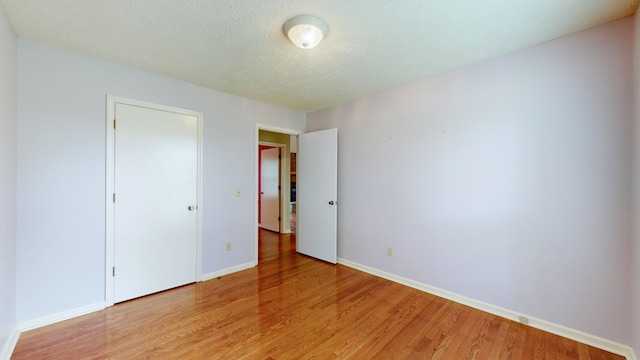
[114,103,198,303]
[260,147,280,232]
[297,128,338,264]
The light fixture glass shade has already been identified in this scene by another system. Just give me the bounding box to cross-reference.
[283,15,328,49]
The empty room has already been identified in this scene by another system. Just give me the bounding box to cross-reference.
[1,1,640,359]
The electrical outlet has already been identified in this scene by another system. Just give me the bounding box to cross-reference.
[387,246,394,257]
[235,188,242,197]
[225,242,232,251]
[518,316,529,325]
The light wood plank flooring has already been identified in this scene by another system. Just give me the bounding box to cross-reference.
[12,229,623,359]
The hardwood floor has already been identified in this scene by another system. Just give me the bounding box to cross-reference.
[12,229,623,359]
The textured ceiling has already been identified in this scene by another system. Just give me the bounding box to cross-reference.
[1,0,638,112]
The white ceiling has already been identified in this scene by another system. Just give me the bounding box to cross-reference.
[1,0,638,113]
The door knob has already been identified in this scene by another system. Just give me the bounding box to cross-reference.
[188,205,195,211]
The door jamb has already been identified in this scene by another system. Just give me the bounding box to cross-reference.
[255,124,302,264]
[105,95,204,307]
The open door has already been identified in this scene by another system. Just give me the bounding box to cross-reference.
[297,128,338,264]
[260,147,280,232]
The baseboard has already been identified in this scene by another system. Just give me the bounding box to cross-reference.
[18,301,105,332]
[337,258,636,360]
[201,261,257,282]
[0,324,20,360]
[12,262,256,334]
[2,264,253,358]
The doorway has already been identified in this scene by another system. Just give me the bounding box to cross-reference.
[258,130,296,235]
[256,126,300,262]
[255,125,338,265]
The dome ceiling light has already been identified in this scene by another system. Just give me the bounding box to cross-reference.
[283,15,329,49]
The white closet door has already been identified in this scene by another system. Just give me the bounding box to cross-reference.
[114,103,198,303]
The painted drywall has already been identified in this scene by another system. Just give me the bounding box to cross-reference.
[16,40,305,323]
[633,12,640,355]
[260,130,291,158]
[0,3,17,355]
[308,17,634,345]
[0,3,17,356]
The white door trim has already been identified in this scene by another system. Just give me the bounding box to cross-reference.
[105,95,203,307]
[255,124,303,264]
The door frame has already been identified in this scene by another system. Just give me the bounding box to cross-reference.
[255,124,302,263]
[258,142,284,231]
[105,95,203,307]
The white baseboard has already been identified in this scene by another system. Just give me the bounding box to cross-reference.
[201,261,256,282]
[1,263,253,358]
[337,258,636,360]
[10,261,257,336]
[0,324,20,360]
[2,302,106,359]
[18,301,105,332]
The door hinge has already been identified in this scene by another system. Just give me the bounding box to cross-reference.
[278,185,281,190]
[278,216,281,221]
[113,193,116,203]
[278,154,281,159]
[112,267,115,277]
[113,119,116,129]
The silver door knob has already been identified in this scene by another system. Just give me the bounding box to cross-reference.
[188,205,195,211]
[328,201,335,205]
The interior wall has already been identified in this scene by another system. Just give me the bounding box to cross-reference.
[0,3,17,353]
[308,17,634,345]
[633,11,640,354]
[290,135,297,153]
[259,130,291,159]
[16,40,305,323]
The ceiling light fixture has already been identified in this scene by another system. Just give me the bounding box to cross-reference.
[283,15,328,49]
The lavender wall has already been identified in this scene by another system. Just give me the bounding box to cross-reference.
[308,17,635,344]
[16,41,305,322]
[633,12,640,355]
[0,4,17,355]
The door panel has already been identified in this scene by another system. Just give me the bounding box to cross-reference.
[260,147,280,232]
[114,103,198,303]
[297,128,338,264]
